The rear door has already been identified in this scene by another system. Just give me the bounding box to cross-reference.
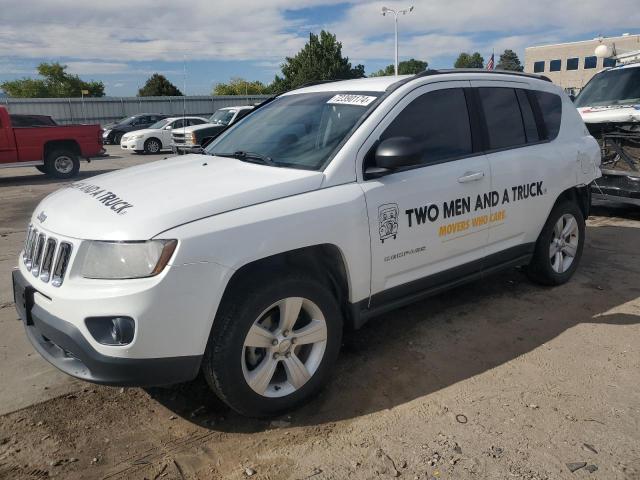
[471,81,569,257]
[359,82,492,303]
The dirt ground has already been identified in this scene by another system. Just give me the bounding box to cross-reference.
[1,150,639,479]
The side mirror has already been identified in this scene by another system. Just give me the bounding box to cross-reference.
[375,136,422,169]
[164,125,173,130]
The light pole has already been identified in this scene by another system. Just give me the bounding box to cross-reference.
[381,5,414,75]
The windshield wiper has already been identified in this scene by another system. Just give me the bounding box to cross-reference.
[213,151,277,166]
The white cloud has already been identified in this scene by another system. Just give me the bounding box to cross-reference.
[0,0,637,69]
[65,62,130,75]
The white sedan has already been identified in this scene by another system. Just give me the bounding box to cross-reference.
[120,116,208,154]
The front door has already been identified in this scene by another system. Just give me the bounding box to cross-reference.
[359,82,492,305]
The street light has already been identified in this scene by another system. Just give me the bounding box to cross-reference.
[381,5,414,76]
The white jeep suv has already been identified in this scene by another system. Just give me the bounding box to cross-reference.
[13,70,600,417]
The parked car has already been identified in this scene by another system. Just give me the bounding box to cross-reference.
[9,114,57,127]
[575,60,640,206]
[13,70,600,417]
[0,106,104,178]
[102,114,168,145]
[171,106,253,154]
[120,116,208,154]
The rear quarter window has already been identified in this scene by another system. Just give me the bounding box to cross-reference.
[534,91,562,141]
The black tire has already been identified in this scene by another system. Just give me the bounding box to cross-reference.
[144,137,162,154]
[526,200,585,286]
[44,149,80,179]
[202,270,343,417]
[113,132,123,145]
[35,165,46,174]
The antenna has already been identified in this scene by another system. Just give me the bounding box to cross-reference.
[183,54,187,122]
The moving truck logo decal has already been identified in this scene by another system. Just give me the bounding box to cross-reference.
[67,182,134,215]
[404,181,545,240]
[378,203,399,243]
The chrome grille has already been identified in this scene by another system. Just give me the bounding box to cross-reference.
[31,233,46,276]
[51,242,72,287]
[39,238,57,283]
[22,225,72,287]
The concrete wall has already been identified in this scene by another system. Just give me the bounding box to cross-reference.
[1,95,269,126]
[524,34,640,93]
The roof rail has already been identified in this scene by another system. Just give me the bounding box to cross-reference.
[412,68,552,82]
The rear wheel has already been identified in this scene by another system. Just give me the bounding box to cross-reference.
[201,271,342,417]
[45,149,80,179]
[144,138,162,154]
[526,201,585,286]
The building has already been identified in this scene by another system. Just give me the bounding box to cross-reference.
[524,33,640,93]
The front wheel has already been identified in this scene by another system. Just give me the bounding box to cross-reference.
[45,149,80,179]
[526,201,585,286]
[202,272,343,417]
[144,138,162,154]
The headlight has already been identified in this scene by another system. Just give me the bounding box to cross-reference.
[103,129,112,137]
[131,134,144,140]
[185,133,197,145]
[81,240,177,279]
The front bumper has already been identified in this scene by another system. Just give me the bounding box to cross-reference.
[171,143,202,155]
[120,138,144,151]
[13,268,202,386]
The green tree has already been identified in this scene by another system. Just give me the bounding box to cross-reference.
[369,58,428,76]
[496,49,524,72]
[137,73,183,96]
[213,77,270,95]
[0,62,104,98]
[270,30,365,93]
[454,52,485,69]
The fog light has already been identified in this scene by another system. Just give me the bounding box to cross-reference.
[86,316,135,345]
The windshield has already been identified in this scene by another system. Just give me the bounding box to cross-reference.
[575,67,640,107]
[205,92,381,170]
[209,109,236,125]
[114,116,136,125]
[150,119,171,129]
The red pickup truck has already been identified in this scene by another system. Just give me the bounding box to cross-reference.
[0,106,105,179]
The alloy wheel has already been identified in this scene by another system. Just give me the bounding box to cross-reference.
[54,155,74,174]
[549,213,579,273]
[241,297,327,398]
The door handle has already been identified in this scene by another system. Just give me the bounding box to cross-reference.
[457,171,485,183]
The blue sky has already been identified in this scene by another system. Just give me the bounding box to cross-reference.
[0,0,638,96]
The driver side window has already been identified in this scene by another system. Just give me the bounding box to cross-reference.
[380,88,473,167]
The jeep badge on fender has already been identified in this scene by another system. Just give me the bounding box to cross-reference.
[13,70,600,418]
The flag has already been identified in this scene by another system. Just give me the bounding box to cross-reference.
[487,52,495,70]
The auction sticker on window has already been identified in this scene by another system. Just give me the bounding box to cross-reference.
[327,94,377,106]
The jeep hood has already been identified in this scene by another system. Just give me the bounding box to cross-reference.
[33,154,324,240]
[578,105,640,124]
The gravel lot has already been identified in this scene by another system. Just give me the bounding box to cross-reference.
[0,147,639,479]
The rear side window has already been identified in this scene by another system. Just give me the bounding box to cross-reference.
[478,88,526,150]
[515,90,540,143]
[381,88,472,165]
[535,91,562,140]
